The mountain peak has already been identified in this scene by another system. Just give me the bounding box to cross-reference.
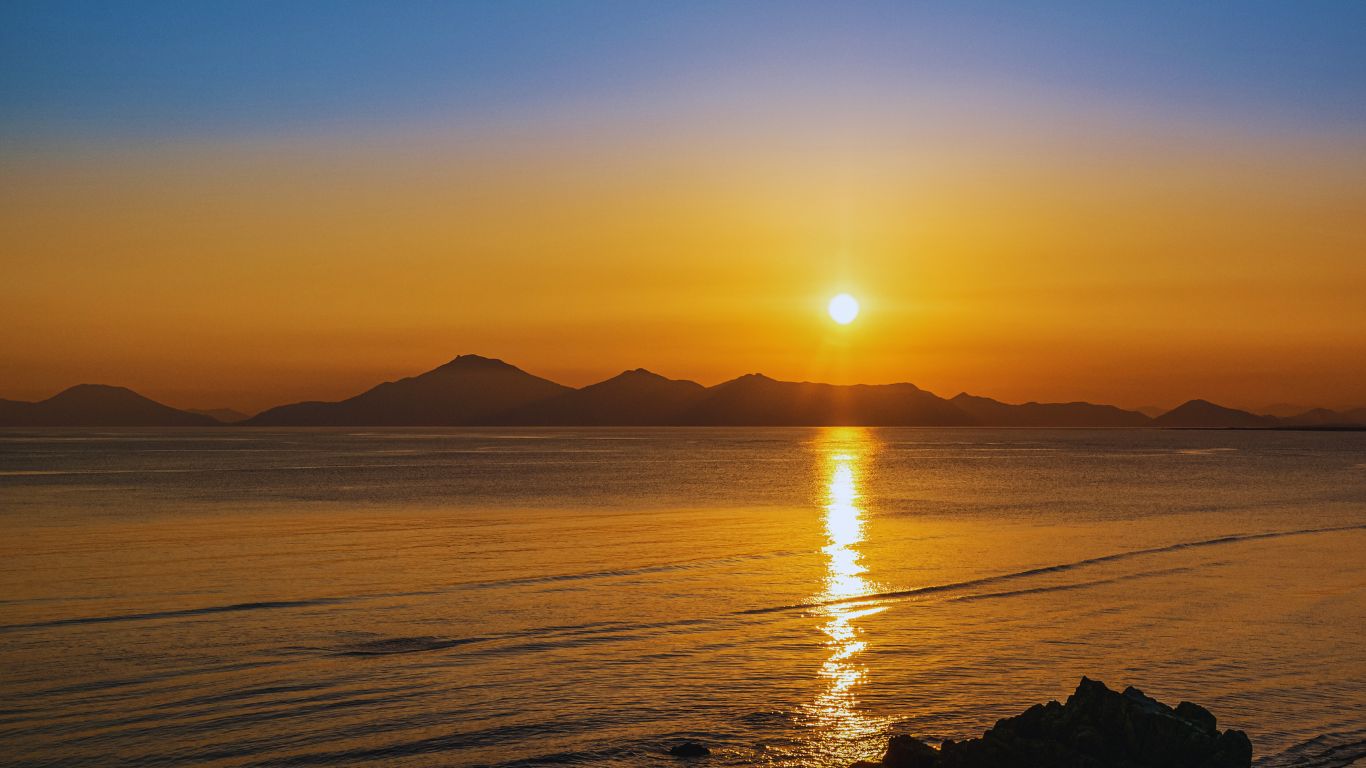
[60,383,135,394]
[498,367,704,425]
[1153,399,1277,428]
[0,384,218,426]
[47,384,146,404]
[616,367,665,380]
[247,355,569,426]
[433,354,519,373]
[952,392,993,403]
[1164,399,1243,416]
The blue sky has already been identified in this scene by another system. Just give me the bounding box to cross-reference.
[3,1,1365,141]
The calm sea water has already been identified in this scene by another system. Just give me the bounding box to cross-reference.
[1,428,1363,767]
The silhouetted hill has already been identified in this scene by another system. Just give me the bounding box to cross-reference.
[0,398,34,424]
[504,368,706,425]
[0,385,217,427]
[682,374,974,426]
[1152,399,1279,429]
[1282,407,1341,426]
[245,355,571,426]
[1258,402,1315,418]
[1279,407,1366,427]
[188,408,250,424]
[951,393,1152,427]
[12,358,1344,428]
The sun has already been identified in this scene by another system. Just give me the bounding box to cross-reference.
[828,293,859,325]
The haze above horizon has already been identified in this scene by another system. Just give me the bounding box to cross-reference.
[3,1,1364,413]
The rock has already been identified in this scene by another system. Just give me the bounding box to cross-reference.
[1175,701,1217,734]
[853,677,1252,768]
[669,742,711,758]
[882,734,940,768]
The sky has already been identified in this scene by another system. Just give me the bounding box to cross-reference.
[2,1,1365,413]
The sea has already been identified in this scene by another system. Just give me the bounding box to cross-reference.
[1,427,1363,767]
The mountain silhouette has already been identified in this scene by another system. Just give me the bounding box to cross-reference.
[0,384,217,427]
[504,368,706,425]
[245,354,570,426]
[1279,406,1366,427]
[681,374,975,425]
[9,356,1360,428]
[1151,399,1280,429]
[187,408,250,423]
[1257,402,1315,418]
[951,393,1151,427]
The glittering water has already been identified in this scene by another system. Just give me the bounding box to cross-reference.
[1,427,1363,767]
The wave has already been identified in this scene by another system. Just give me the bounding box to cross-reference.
[1255,729,1366,767]
[0,549,799,635]
[9,525,1359,663]
[449,549,804,591]
[326,526,1364,663]
[741,523,1366,615]
[0,597,357,633]
[336,636,494,656]
[948,565,1203,602]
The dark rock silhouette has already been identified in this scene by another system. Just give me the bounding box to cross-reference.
[1152,399,1279,429]
[0,384,217,427]
[853,677,1251,768]
[682,374,975,426]
[504,368,706,425]
[951,393,1151,428]
[668,742,711,758]
[245,355,570,426]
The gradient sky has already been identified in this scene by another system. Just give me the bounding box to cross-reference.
[3,1,1365,413]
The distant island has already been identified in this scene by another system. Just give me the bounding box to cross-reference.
[2,355,1364,428]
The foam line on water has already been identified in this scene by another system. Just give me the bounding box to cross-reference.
[0,549,801,634]
[949,565,1202,602]
[0,597,357,633]
[1254,728,1366,768]
[336,524,1366,661]
[447,548,806,591]
[740,523,1366,615]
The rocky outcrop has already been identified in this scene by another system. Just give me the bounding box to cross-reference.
[669,742,711,758]
[854,677,1252,768]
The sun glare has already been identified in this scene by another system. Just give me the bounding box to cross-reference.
[828,293,859,325]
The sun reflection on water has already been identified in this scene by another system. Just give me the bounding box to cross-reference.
[807,427,889,754]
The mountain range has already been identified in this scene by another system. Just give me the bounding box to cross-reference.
[0,384,218,427]
[2,355,1363,429]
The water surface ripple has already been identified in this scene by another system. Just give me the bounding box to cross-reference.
[1,427,1363,767]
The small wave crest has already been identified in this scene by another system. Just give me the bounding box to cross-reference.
[741,523,1366,615]
[0,597,356,633]
[1256,729,1366,767]
[337,636,491,656]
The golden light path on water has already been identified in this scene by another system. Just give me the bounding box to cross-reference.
[808,427,890,754]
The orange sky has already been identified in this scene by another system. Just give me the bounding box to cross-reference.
[3,91,1365,414]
